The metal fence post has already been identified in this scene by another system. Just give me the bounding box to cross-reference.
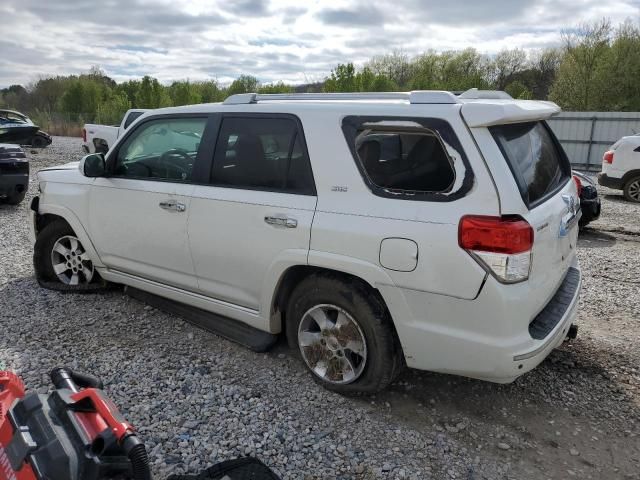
[586,116,597,169]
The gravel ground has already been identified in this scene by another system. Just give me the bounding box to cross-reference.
[1,136,639,479]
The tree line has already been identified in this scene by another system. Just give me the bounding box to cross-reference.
[1,19,638,131]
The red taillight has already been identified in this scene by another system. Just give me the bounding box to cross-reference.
[82,128,87,143]
[573,175,583,197]
[459,215,533,255]
[603,150,614,164]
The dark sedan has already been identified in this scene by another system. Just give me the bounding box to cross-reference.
[0,110,52,147]
[573,171,601,227]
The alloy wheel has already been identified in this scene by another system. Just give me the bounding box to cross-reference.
[50,235,94,285]
[628,179,640,202]
[298,304,367,384]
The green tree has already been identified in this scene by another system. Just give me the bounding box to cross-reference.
[258,81,295,94]
[169,81,202,106]
[323,63,357,92]
[0,84,29,110]
[227,75,259,95]
[550,19,612,110]
[136,76,171,108]
[438,49,492,91]
[356,67,397,91]
[598,20,640,110]
[118,80,141,107]
[96,91,131,125]
[409,51,441,90]
[365,51,412,88]
[197,80,224,103]
[59,78,105,120]
[505,80,533,99]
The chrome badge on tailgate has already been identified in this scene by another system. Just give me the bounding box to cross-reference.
[559,194,581,237]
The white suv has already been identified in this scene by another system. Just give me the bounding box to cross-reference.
[29,89,581,394]
[598,134,640,202]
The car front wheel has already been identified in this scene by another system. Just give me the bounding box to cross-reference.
[34,220,105,291]
[286,274,403,394]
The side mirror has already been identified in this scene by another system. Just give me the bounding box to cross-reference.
[79,153,106,177]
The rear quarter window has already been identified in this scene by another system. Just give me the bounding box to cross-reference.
[342,116,474,202]
[490,121,571,208]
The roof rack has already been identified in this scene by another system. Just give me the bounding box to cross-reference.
[223,91,459,105]
[222,89,516,105]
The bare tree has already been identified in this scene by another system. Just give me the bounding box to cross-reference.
[365,50,412,88]
[529,48,562,98]
[490,49,528,90]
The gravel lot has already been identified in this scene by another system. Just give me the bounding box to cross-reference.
[1,136,639,479]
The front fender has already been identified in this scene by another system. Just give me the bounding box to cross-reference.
[36,202,104,268]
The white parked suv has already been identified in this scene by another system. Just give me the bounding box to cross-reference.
[29,89,581,394]
[598,134,640,202]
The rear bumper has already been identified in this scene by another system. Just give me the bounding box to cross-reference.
[597,172,623,190]
[0,173,29,198]
[380,259,581,383]
[579,196,601,225]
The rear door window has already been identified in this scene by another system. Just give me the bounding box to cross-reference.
[210,116,315,195]
[490,121,571,208]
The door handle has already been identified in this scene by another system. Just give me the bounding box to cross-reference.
[159,200,186,212]
[264,215,297,228]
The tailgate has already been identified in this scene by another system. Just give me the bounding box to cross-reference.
[525,179,579,298]
[488,120,579,310]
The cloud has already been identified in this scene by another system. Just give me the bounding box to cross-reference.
[0,0,638,88]
[316,7,386,26]
[228,0,270,17]
[281,6,307,23]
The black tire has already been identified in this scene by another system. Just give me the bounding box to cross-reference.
[5,192,26,205]
[31,135,48,148]
[34,220,106,292]
[286,273,403,394]
[623,175,640,203]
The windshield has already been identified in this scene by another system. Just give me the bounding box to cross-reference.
[490,121,571,208]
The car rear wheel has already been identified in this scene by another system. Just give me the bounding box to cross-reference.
[623,176,640,203]
[286,274,403,394]
[34,220,106,292]
[31,135,48,148]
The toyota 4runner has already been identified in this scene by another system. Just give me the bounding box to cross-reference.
[29,89,581,394]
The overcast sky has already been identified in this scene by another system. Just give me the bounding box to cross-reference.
[1,0,638,88]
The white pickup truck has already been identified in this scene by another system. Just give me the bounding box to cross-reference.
[82,109,148,154]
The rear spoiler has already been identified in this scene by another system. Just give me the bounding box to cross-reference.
[461,100,561,127]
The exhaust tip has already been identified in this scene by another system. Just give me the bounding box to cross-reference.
[567,324,578,340]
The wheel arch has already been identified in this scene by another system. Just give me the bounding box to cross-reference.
[268,260,397,336]
[622,169,640,185]
[35,205,104,268]
[92,138,109,154]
